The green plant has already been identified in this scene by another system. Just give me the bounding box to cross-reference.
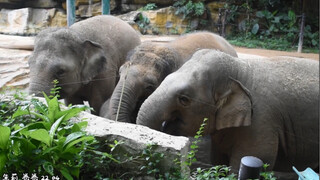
[225,0,319,50]
[191,165,237,180]
[260,164,277,180]
[173,0,206,19]
[139,144,164,178]
[185,118,207,167]
[139,3,157,11]
[136,13,151,34]
[0,81,117,179]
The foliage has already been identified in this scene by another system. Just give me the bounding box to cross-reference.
[191,165,237,180]
[185,118,208,167]
[173,0,206,19]
[224,0,319,50]
[227,33,319,53]
[260,164,277,180]
[139,3,157,11]
[0,82,117,179]
[136,13,151,34]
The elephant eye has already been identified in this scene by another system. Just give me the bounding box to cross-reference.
[56,69,66,78]
[178,95,191,107]
[145,84,155,91]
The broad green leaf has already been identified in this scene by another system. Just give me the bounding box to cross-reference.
[49,115,66,146]
[76,121,88,130]
[0,126,10,150]
[90,150,120,163]
[11,137,36,154]
[12,122,48,136]
[60,167,73,180]
[29,129,51,146]
[31,98,48,115]
[71,123,81,132]
[47,96,60,123]
[0,152,7,175]
[42,146,60,156]
[12,107,29,118]
[43,161,54,176]
[13,107,50,122]
[64,136,94,152]
[69,167,80,179]
[63,132,85,148]
[312,39,317,46]
[256,11,264,18]
[56,105,88,122]
[251,24,259,34]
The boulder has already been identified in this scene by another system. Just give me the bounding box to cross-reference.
[0,8,66,35]
[75,112,191,178]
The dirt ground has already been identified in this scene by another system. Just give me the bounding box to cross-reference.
[141,35,319,60]
[235,47,319,60]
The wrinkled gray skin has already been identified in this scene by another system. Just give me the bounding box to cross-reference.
[100,32,237,123]
[28,15,141,115]
[137,49,319,179]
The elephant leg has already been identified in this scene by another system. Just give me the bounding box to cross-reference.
[211,142,228,166]
[228,131,279,175]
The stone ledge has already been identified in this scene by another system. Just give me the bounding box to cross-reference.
[75,111,191,176]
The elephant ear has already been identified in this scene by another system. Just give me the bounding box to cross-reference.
[81,40,108,84]
[214,78,252,130]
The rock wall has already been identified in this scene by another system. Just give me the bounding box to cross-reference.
[0,8,66,35]
[0,0,227,35]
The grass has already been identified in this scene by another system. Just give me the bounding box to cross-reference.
[227,35,319,54]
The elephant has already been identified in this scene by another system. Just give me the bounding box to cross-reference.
[100,32,237,123]
[28,15,141,115]
[136,49,319,179]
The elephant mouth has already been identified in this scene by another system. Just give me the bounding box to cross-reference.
[130,95,150,124]
[160,112,183,136]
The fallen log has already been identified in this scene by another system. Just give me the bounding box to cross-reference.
[0,34,35,50]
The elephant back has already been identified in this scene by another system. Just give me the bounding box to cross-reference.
[70,15,141,66]
[168,32,238,61]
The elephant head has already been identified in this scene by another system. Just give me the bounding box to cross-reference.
[105,42,181,123]
[28,28,107,98]
[136,49,252,136]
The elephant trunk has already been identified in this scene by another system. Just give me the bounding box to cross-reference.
[108,79,139,123]
[28,78,53,97]
[136,84,169,131]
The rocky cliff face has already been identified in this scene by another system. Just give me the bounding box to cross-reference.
[0,0,226,35]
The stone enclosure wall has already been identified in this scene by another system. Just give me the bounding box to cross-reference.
[0,0,226,35]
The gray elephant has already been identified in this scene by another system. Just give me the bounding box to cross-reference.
[28,15,141,115]
[100,32,237,122]
[136,49,319,179]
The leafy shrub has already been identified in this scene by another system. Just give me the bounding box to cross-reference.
[225,0,319,51]
[173,0,206,19]
[0,94,94,179]
[136,13,151,34]
[0,84,118,179]
[139,3,157,11]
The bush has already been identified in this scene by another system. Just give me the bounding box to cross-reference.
[173,0,206,19]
